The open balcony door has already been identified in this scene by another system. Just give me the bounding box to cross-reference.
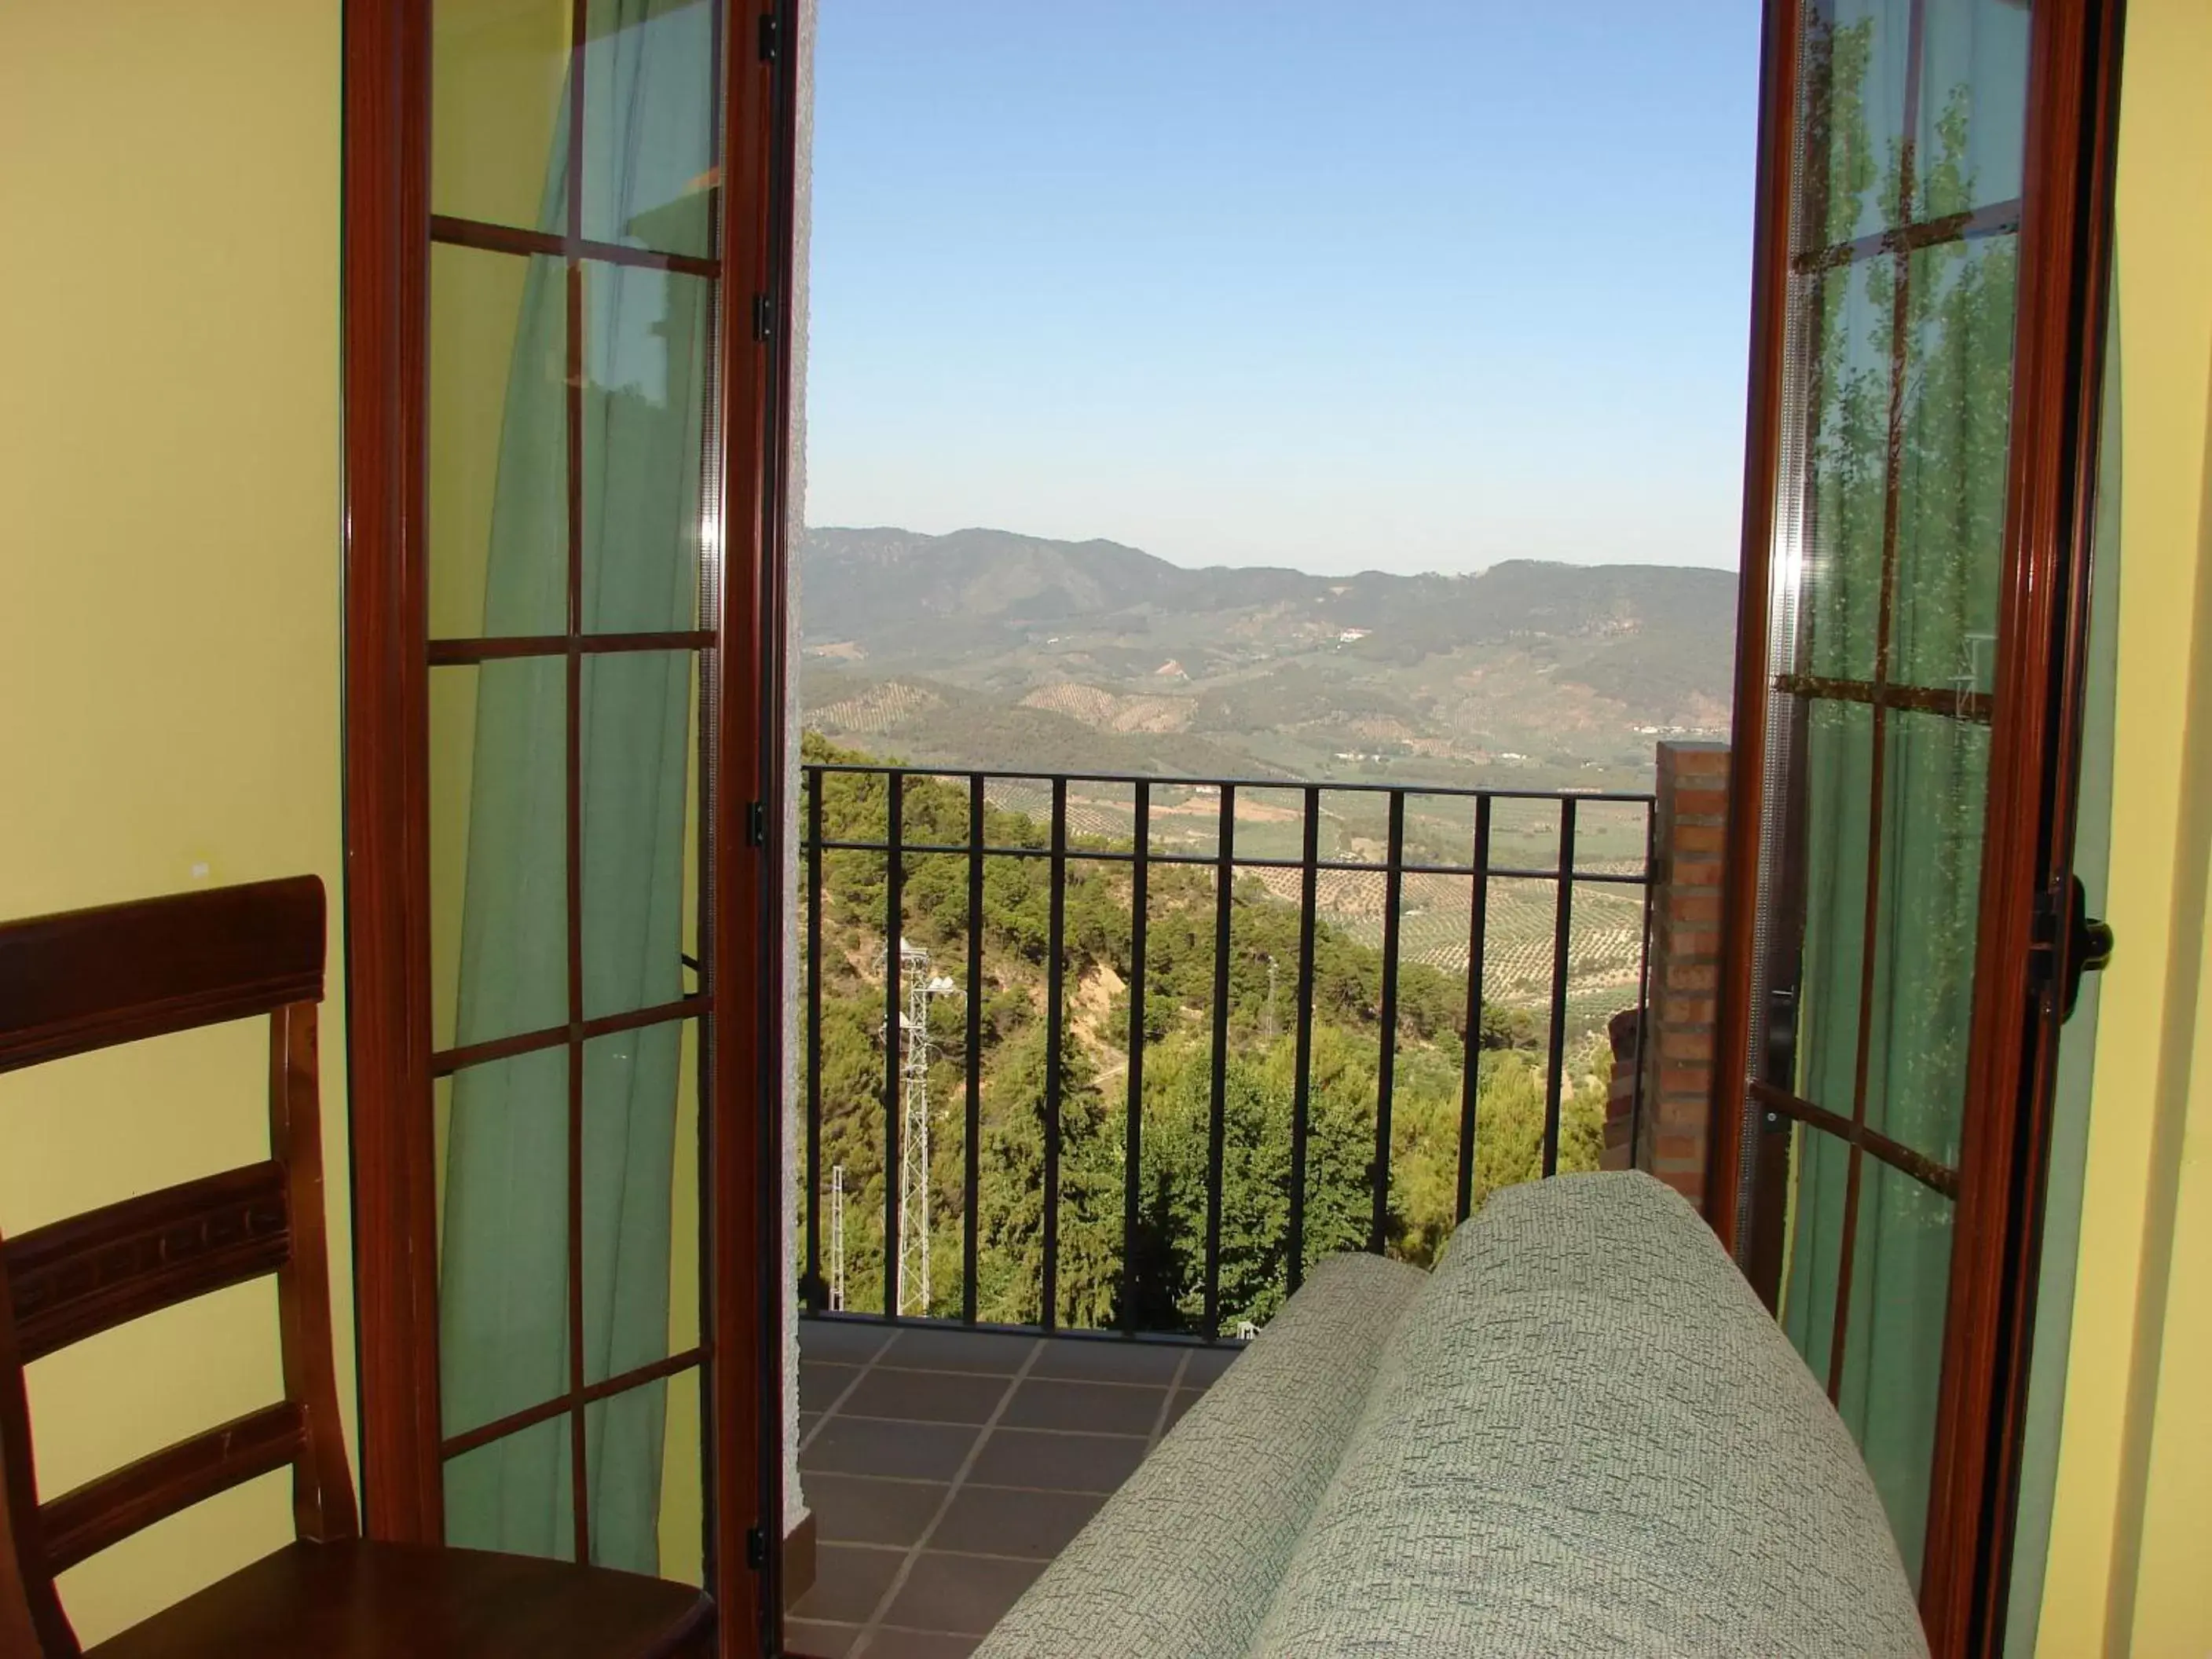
[1712,0,2122,1654]
[342,2,799,1654]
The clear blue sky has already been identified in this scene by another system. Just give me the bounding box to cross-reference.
[803,2,1761,574]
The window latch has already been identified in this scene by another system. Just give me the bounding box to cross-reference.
[2061,874,2114,1021]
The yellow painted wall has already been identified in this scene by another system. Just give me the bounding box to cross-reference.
[2038,1,2212,1652]
[0,0,347,1646]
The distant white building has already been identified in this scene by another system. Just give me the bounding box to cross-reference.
[1337,628,1370,643]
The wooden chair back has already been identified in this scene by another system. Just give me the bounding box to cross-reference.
[0,877,357,1656]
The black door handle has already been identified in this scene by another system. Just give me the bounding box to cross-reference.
[2064,874,2114,1021]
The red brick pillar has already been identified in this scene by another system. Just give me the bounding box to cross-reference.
[1636,742,1728,1206]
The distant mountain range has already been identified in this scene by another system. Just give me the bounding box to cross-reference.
[798,526,1736,789]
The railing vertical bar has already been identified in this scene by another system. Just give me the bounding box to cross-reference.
[1628,800,1656,1170]
[1286,785,1321,1295]
[1042,776,1068,1331]
[1121,780,1151,1332]
[1371,790,1406,1254]
[882,772,904,1317]
[963,773,986,1324]
[1543,797,1577,1178]
[1203,784,1236,1340]
[805,768,825,1311]
[1455,795,1492,1224]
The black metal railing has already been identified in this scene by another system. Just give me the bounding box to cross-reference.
[800,763,1657,1342]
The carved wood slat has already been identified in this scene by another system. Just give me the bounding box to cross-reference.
[5,1165,289,1365]
[38,1401,306,1577]
[0,877,323,1074]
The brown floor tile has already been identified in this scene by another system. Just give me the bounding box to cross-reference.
[785,1617,862,1657]
[802,1361,862,1413]
[1159,1386,1205,1434]
[998,1378,1163,1435]
[862,1631,980,1658]
[929,1485,1103,1561]
[806,1472,950,1547]
[844,1366,1012,1425]
[881,1551,1044,1636]
[966,1427,1147,1494]
[1029,1339,1187,1385]
[800,1411,823,1443]
[789,1543,904,1625]
[801,1318,899,1364]
[1179,1342,1244,1384]
[802,1416,979,1481]
[879,1327,1038,1374]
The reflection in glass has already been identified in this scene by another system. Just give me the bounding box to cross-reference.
[582,266,713,634]
[429,246,568,640]
[439,1046,570,1440]
[1799,257,1895,685]
[431,0,571,234]
[427,0,722,1584]
[1798,0,1914,248]
[1837,1159,1956,1587]
[428,668,480,1057]
[1776,701,1875,1116]
[584,1367,700,1577]
[445,1415,574,1562]
[1781,1124,1850,1387]
[584,0,721,258]
[434,657,569,1050]
[580,1020,700,1389]
[1892,235,2019,696]
[1760,0,2029,1592]
[1914,0,2031,221]
[1863,714,1990,1164]
[654,1368,706,1587]
[581,652,698,1020]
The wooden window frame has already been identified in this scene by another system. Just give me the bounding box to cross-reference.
[1711,0,2125,1654]
[341,2,799,1653]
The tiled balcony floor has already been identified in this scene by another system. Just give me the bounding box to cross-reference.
[789,1316,1242,1658]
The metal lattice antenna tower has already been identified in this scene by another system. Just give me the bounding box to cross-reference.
[887,938,961,1317]
[830,1164,846,1313]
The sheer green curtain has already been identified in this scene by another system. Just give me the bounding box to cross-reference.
[439,0,716,1574]
[1774,0,2027,1582]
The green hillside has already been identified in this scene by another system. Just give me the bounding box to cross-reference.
[799,526,1735,789]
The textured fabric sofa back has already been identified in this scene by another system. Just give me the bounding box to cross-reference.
[1247,1172,1929,1657]
[973,1252,1428,1659]
[976,1172,1928,1657]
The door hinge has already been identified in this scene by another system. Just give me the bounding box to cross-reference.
[745,1524,769,1569]
[753,294,775,342]
[758,13,779,62]
[747,800,768,847]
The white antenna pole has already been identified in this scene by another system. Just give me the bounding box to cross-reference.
[830,1163,846,1313]
[892,938,962,1317]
